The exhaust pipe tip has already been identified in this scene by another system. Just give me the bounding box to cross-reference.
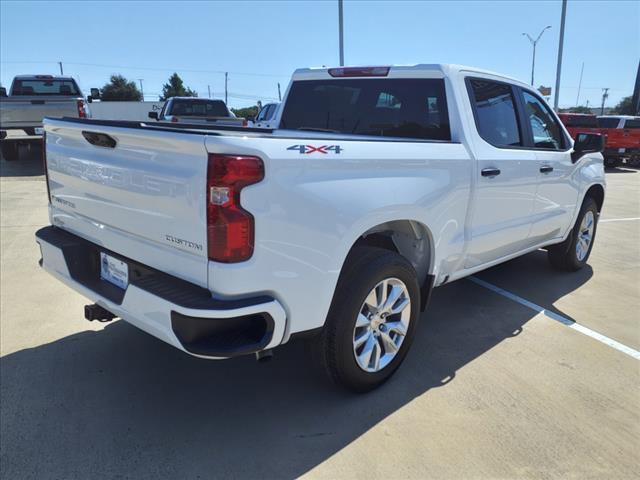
[255,349,273,363]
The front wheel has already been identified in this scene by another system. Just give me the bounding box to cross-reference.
[604,157,620,168]
[312,247,420,392]
[548,197,599,271]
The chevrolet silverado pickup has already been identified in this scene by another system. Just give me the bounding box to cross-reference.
[36,64,606,391]
[597,115,640,167]
[0,75,89,161]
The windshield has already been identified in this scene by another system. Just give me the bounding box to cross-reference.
[168,99,229,117]
[11,79,80,96]
[280,78,451,141]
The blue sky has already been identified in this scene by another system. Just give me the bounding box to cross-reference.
[1,0,637,109]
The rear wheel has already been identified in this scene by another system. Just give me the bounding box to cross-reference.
[1,141,19,161]
[312,247,420,392]
[548,197,598,271]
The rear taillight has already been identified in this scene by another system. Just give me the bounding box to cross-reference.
[77,99,87,118]
[171,117,179,123]
[43,132,51,204]
[242,119,248,127]
[328,66,390,77]
[207,154,264,263]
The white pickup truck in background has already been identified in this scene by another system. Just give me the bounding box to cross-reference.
[0,75,90,161]
[253,102,280,128]
[36,64,605,391]
[148,97,246,127]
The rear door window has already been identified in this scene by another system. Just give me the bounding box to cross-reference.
[468,79,521,147]
[597,117,621,128]
[280,78,451,141]
[623,119,640,129]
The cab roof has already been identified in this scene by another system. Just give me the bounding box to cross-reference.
[292,64,529,88]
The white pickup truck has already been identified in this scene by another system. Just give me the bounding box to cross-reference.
[36,64,605,391]
[0,75,89,161]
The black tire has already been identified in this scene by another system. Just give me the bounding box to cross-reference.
[548,197,599,271]
[1,141,20,161]
[311,246,421,392]
[604,157,619,168]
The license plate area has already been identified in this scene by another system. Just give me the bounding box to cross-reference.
[100,252,129,290]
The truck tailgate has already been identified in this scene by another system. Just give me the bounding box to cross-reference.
[44,118,210,287]
[1,97,80,128]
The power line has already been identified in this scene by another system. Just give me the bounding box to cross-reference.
[0,60,289,78]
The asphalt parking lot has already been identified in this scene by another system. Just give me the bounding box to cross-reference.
[1,148,639,479]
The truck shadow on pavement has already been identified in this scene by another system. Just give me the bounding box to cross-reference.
[0,253,592,479]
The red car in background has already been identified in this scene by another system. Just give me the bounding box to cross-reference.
[557,113,601,139]
[597,116,640,167]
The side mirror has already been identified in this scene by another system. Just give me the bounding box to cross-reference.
[572,133,604,163]
[148,112,158,120]
[0,87,6,97]
[90,88,101,100]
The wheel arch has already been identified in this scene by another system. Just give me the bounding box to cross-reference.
[343,219,436,311]
[584,183,605,213]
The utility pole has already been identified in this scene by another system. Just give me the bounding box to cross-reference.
[58,62,64,75]
[632,59,640,115]
[575,62,584,107]
[601,88,609,115]
[138,79,144,101]
[553,0,567,111]
[224,72,228,105]
[338,0,344,66]
[208,85,211,99]
[277,83,282,102]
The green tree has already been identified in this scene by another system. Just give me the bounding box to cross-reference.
[160,73,197,100]
[231,105,259,120]
[100,74,142,101]
[611,96,635,115]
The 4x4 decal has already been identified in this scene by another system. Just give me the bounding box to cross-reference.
[287,144,343,154]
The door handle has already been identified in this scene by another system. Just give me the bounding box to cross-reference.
[540,165,554,173]
[481,168,501,177]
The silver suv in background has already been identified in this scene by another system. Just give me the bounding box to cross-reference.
[0,75,91,161]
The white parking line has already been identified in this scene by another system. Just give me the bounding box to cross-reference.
[599,217,640,223]
[469,276,640,361]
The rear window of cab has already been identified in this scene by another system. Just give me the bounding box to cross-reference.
[280,78,451,141]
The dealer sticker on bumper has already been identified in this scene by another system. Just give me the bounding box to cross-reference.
[100,252,128,290]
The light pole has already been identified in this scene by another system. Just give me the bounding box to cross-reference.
[522,25,551,86]
[138,79,144,101]
[338,0,344,66]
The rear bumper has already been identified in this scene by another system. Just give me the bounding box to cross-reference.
[1,127,43,141]
[35,226,287,359]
